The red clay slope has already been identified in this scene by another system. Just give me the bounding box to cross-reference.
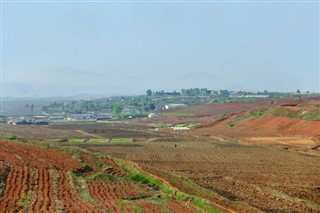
[195,102,320,137]
[166,97,320,117]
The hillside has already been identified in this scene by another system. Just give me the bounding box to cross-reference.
[165,97,320,117]
[194,101,320,148]
[0,139,221,213]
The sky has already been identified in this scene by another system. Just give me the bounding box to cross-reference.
[1,0,319,97]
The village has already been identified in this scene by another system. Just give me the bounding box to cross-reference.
[2,88,313,126]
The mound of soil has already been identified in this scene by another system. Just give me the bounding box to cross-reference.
[195,103,320,138]
[166,97,320,117]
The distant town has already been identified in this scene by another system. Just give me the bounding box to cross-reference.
[1,88,318,125]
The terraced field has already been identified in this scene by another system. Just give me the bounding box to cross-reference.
[0,139,215,212]
[89,140,320,212]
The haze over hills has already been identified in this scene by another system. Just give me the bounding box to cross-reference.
[2,2,319,97]
[3,69,318,98]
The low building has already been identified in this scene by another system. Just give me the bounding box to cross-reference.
[33,120,49,125]
[49,116,64,120]
[96,116,112,121]
[164,104,187,110]
[8,119,32,125]
[218,90,229,97]
[171,127,190,131]
[148,113,159,118]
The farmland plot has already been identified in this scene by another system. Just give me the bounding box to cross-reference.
[0,139,205,212]
[95,140,320,212]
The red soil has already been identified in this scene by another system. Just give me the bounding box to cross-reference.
[166,97,320,117]
[130,201,161,212]
[0,166,56,212]
[88,181,140,212]
[164,201,195,213]
[57,171,99,212]
[197,115,320,138]
[0,139,81,170]
[80,153,127,178]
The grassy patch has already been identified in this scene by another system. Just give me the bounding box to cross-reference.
[17,190,33,211]
[119,163,172,194]
[230,138,238,143]
[88,138,109,143]
[176,193,219,213]
[302,108,320,121]
[228,108,267,127]
[174,122,200,127]
[265,107,297,118]
[68,172,98,206]
[129,172,172,194]
[8,135,18,140]
[227,123,234,127]
[68,138,85,143]
[118,161,221,213]
[111,138,133,143]
[88,173,118,182]
[132,205,141,213]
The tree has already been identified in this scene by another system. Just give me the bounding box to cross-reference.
[296,89,301,101]
[181,89,186,96]
[111,104,122,119]
[146,89,152,96]
[149,103,156,111]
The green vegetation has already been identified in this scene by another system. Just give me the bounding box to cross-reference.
[111,138,133,143]
[120,163,173,194]
[88,138,109,143]
[132,205,142,213]
[265,107,298,118]
[228,108,267,127]
[302,108,320,121]
[174,122,200,127]
[89,173,118,182]
[230,138,238,143]
[68,138,110,143]
[8,135,18,140]
[119,162,220,213]
[68,138,85,143]
[73,165,94,176]
[226,105,320,129]
[17,190,33,211]
[265,107,320,121]
[68,172,98,206]
[176,193,219,213]
[227,123,234,127]
[129,172,172,194]
[111,103,123,119]
[0,164,10,197]
[146,89,152,96]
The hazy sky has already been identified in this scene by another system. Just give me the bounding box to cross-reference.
[1,1,319,97]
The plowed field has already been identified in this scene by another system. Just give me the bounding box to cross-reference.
[0,139,203,212]
[92,140,320,212]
